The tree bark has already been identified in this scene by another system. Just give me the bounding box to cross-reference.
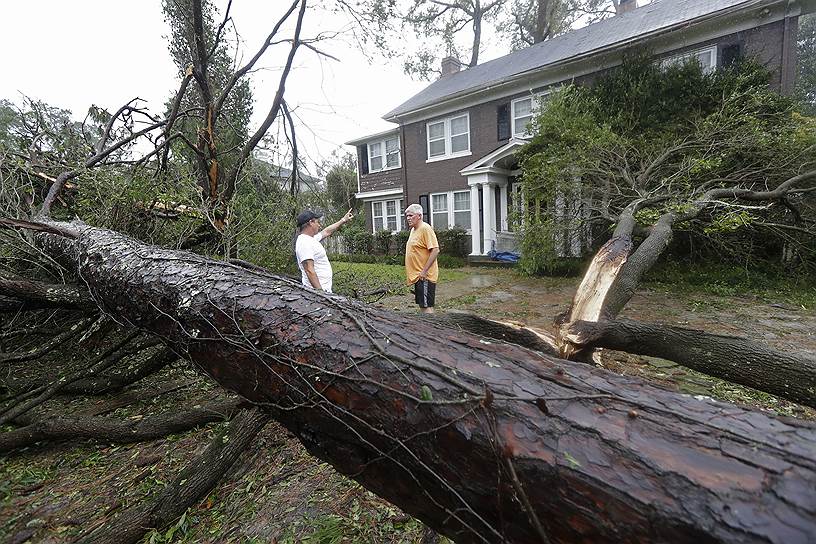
[39,224,816,544]
[565,318,816,408]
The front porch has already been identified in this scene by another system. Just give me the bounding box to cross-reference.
[460,138,527,257]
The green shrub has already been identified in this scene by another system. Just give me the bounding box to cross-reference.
[436,226,469,258]
[374,230,393,254]
[392,230,410,255]
[345,229,374,254]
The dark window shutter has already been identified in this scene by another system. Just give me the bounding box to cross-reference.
[358,145,369,175]
[419,194,429,217]
[722,43,742,67]
[497,103,511,141]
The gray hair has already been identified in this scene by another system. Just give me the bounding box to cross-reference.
[405,203,423,216]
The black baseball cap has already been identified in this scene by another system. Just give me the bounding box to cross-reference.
[296,210,322,228]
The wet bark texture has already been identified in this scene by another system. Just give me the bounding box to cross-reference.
[568,318,816,408]
[41,224,816,544]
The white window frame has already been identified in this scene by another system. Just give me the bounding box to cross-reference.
[367,136,401,173]
[429,190,472,232]
[661,45,718,74]
[511,91,552,138]
[371,198,403,233]
[426,113,471,162]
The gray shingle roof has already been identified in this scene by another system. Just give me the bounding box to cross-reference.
[384,0,767,119]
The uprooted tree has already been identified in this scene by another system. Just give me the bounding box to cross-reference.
[516,55,816,406]
[2,5,816,544]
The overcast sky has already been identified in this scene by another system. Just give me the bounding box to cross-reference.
[0,1,430,173]
[0,1,649,173]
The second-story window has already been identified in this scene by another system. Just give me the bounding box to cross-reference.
[427,113,470,160]
[368,136,400,172]
[512,97,534,137]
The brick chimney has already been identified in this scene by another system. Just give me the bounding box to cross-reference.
[440,56,462,78]
[618,0,636,14]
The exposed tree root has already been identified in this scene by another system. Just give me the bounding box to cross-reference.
[0,397,243,452]
[77,407,270,544]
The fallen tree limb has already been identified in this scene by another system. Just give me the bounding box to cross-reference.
[61,345,178,395]
[78,407,270,544]
[0,316,95,363]
[422,311,558,356]
[36,223,816,543]
[0,330,147,424]
[0,272,95,311]
[566,317,816,408]
[0,397,242,452]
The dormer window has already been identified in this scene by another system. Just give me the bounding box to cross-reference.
[368,136,401,172]
[426,113,471,161]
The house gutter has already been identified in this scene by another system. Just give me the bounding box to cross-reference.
[384,0,786,123]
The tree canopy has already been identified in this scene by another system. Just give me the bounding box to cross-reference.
[517,55,816,275]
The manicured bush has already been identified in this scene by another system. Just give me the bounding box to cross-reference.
[436,226,469,258]
[374,230,393,255]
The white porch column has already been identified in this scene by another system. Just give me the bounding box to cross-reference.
[499,184,508,232]
[469,184,480,255]
[482,182,497,254]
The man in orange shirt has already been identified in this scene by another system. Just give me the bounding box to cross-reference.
[404,203,440,313]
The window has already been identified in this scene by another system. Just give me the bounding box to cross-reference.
[367,136,400,172]
[511,93,551,138]
[662,46,717,74]
[372,198,403,233]
[426,113,470,160]
[431,194,448,230]
[369,142,383,171]
[512,97,534,137]
[430,190,471,231]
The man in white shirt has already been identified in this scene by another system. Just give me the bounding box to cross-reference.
[295,209,353,293]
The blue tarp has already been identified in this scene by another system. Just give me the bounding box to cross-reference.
[487,250,520,263]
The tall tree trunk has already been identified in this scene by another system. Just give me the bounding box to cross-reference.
[38,223,816,544]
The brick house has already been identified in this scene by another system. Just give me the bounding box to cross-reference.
[347,0,814,257]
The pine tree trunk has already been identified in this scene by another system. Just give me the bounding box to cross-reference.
[39,224,816,544]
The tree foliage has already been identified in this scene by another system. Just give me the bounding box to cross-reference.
[392,0,619,80]
[518,55,816,274]
[323,151,359,212]
[797,13,816,115]
[496,0,618,51]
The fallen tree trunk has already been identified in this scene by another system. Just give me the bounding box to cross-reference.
[38,224,816,543]
[566,318,816,408]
